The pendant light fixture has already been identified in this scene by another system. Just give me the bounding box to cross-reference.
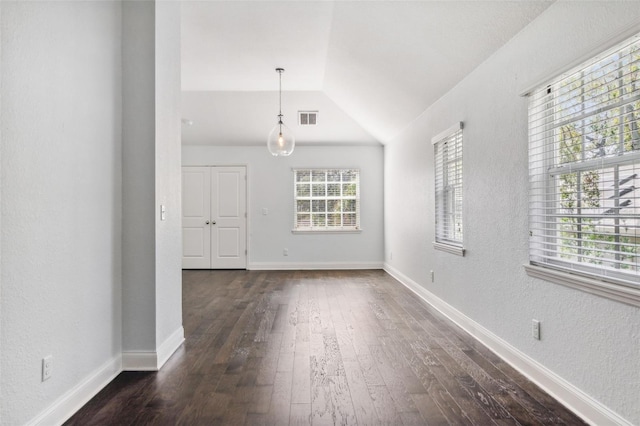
[267,68,295,156]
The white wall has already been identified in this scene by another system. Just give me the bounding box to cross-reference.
[122,0,156,353]
[1,2,123,424]
[0,5,4,425]
[122,0,183,365]
[155,0,183,355]
[384,2,640,424]
[182,145,384,268]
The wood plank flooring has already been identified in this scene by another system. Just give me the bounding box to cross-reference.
[66,270,586,425]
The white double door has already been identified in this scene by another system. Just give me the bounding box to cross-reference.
[182,166,247,269]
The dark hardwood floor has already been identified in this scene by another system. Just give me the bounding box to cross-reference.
[66,270,586,425]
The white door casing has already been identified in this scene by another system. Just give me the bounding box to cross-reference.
[182,166,247,269]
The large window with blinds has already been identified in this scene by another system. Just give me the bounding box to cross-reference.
[528,33,640,290]
[293,169,360,232]
[433,123,464,255]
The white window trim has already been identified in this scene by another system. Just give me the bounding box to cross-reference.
[433,241,465,257]
[292,229,362,235]
[292,168,360,233]
[525,264,640,307]
[432,122,465,256]
[526,31,640,303]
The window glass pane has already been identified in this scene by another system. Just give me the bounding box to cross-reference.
[327,183,341,196]
[343,214,356,227]
[296,170,310,182]
[555,166,639,269]
[312,170,326,182]
[297,214,311,227]
[327,200,341,212]
[312,184,326,197]
[327,170,341,182]
[296,184,310,197]
[342,183,356,196]
[312,214,326,227]
[312,200,326,213]
[297,200,310,213]
[327,214,341,226]
[342,199,355,212]
[342,170,357,182]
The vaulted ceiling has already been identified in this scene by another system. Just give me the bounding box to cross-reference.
[181,0,553,146]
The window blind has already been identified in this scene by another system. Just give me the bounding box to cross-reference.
[528,32,640,286]
[293,169,360,231]
[434,124,463,246]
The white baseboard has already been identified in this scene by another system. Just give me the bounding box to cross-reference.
[123,326,185,371]
[157,326,185,369]
[383,263,633,426]
[28,355,122,426]
[27,328,184,425]
[122,351,158,371]
[248,261,383,270]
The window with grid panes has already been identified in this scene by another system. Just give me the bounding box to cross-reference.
[528,32,640,289]
[433,123,464,254]
[293,169,360,231]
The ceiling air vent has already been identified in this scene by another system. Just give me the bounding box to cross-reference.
[299,111,318,126]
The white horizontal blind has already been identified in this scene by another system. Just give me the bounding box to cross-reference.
[293,169,360,231]
[529,32,640,286]
[434,126,463,246]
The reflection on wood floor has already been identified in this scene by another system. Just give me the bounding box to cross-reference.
[67,269,586,425]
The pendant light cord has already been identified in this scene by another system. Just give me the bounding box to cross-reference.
[278,68,283,122]
[279,71,282,132]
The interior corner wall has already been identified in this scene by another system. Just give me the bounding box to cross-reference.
[122,0,157,353]
[1,2,123,424]
[182,145,384,269]
[122,0,183,361]
[384,2,640,424]
[154,0,183,352]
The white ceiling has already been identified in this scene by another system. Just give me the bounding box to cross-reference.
[181,0,553,146]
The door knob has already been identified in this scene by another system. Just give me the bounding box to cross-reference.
[212,221,217,225]
[205,221,210,225]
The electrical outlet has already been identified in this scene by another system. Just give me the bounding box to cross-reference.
[532,319,541,340]
[42,356,53,381]
[430,270,435,282]
[283,248,288,256]
[389,251,393,260]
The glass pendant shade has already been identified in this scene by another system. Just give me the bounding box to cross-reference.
[267,67,294,156]
[267,119,295,156]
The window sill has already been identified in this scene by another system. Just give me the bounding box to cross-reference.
[292,229,362,235]
[433,242,465,257]
[524,264,640,307]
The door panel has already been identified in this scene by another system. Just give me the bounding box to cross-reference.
[211,167,247,269]
[182,228,206,257]
[217,171,240,217]
[182,167,211,268]
[217,228,240,257]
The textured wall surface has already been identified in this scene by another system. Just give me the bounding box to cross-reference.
[154,0,183,348]
[0,2,123,424]
[182,145,384,267]
[384,2,640,423]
